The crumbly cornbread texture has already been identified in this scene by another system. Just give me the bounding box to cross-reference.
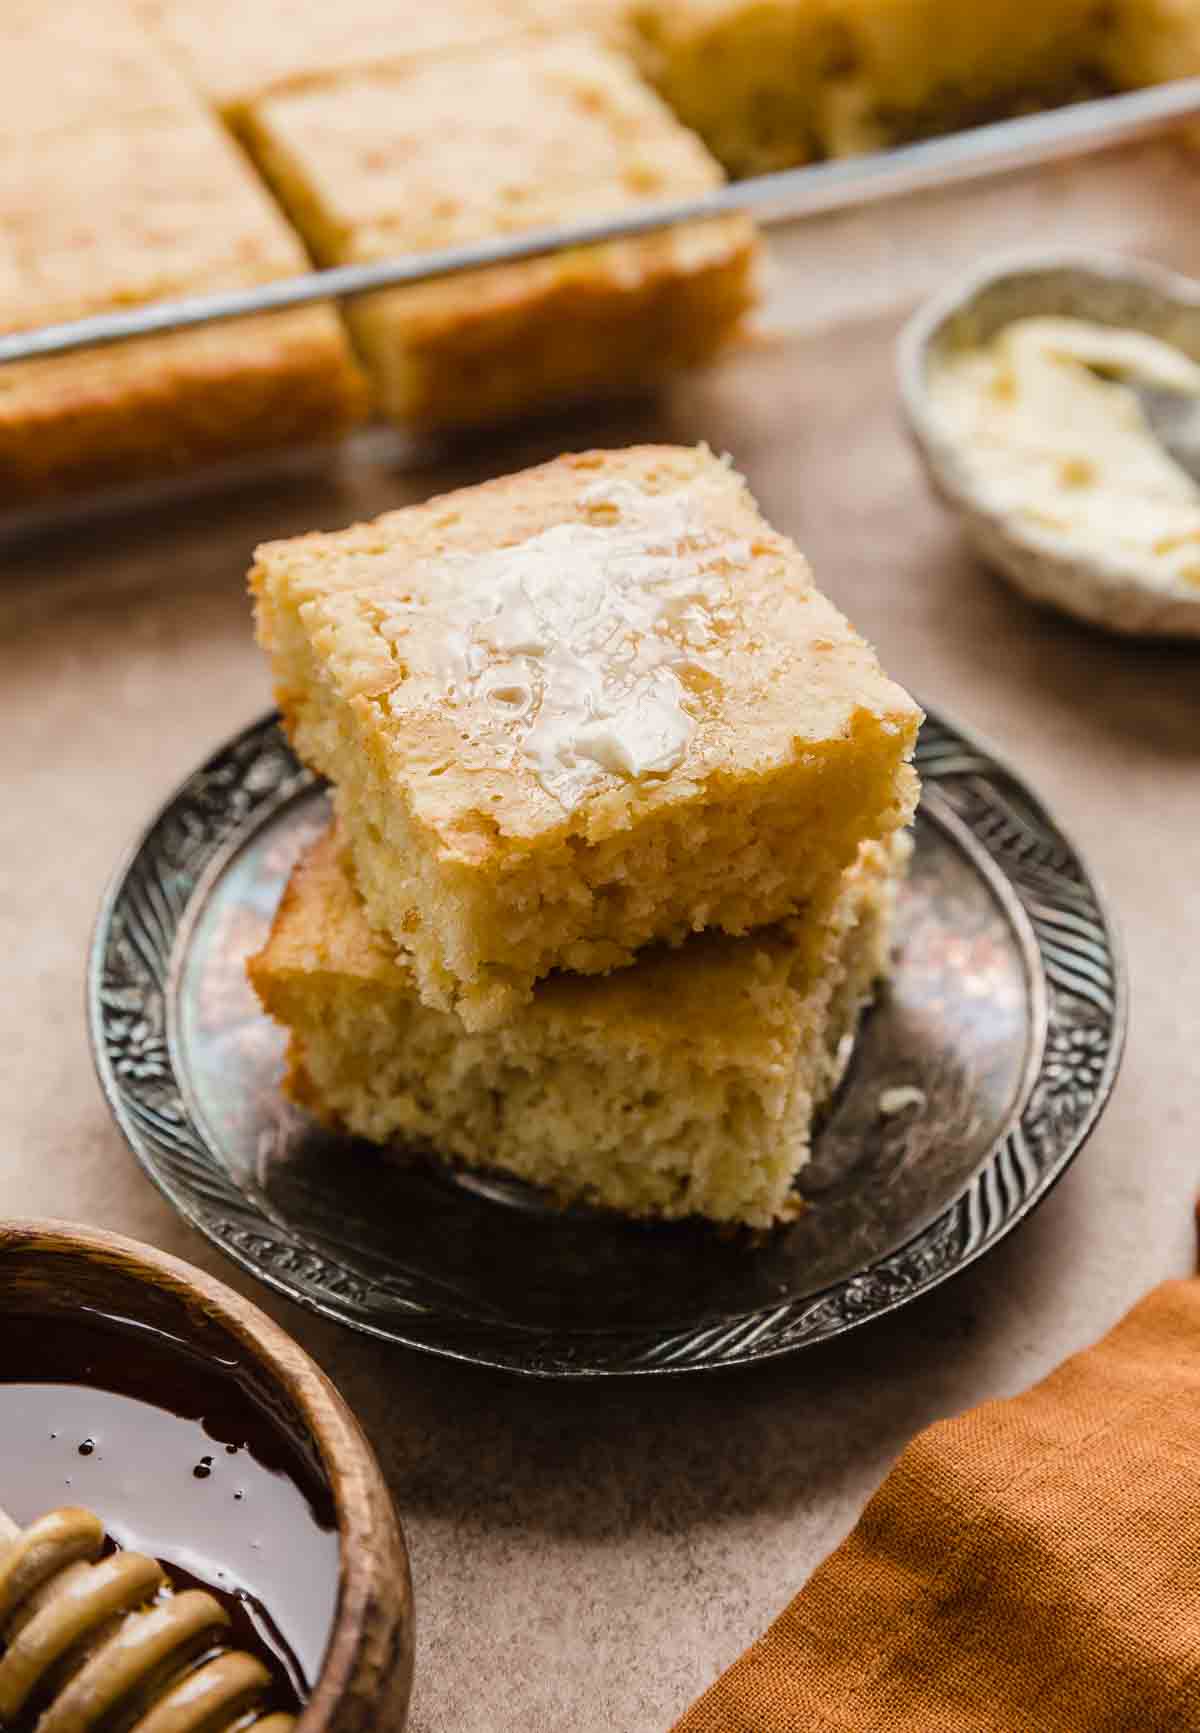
[251,444,921,1028]
[241,34,756,427]
[629,0,1196,176]
[1,109,317,319]
[0,0,199,141]
[134,0,541,129]
[524,0,637,49]
[249,824,907,1227]
[1107,0,1200,87]
[0,49,363,503]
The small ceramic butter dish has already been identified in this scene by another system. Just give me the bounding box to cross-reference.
[0,1219,414,1733]
[898,250,1200,639]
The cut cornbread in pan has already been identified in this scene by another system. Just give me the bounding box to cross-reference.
[0,106,364,503]
[241,34,757,428]
[134,0,543,129]
[813,0,1122,158]
[628,0,853,176]
[251,445,922,1029]
[0,109,323,318]
[629,0,1126,175]
[249,824,908,1228]
[0,315,364,505]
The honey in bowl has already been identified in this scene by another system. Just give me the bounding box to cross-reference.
[0,1311,341,1729]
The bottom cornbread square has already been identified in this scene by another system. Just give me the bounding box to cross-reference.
[248,825,908,1228]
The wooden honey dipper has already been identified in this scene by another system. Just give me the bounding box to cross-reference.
[0,1503,296,1733]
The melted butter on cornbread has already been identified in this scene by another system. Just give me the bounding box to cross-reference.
[376,480,748,809]
[929,316,1200,592]
[257,445,920,1027]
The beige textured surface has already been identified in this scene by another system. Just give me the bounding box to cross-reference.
[1,140,1198,1731]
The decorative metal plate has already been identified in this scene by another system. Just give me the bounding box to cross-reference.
[89,709,1124,1378]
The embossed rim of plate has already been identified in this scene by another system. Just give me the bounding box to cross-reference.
[87,707,1126,1378]
[898,247,1200,638]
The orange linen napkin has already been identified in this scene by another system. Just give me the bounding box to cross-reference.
[674,1276,1200,1733]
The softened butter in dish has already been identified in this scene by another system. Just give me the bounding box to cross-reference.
[928,317,1200,595]
[899,253,1200,639]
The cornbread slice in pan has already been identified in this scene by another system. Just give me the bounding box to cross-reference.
[1106,0,1200,88]
[0,0,199,141]
[134,0,543,130]
[0,107,364,504]
[814,0,1120,158]
[0,315,364,505]
[251,445,922,1029]
[0,109,322,317]
[629,0,1122,175]
[629,0,851,176]
[241,34,757,428]
[524,0,637,49]
[249,824,908,1228]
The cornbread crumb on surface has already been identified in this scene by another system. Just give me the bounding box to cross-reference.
[134,0,543,125]
[251,444,921,1029]
[241,33,757,427]
[0,24,364,503]
[249,824,909,1228]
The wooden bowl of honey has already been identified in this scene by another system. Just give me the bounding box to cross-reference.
[0,1218,413,1733]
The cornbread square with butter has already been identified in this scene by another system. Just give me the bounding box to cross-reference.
[0,105,363,503]
[251,445,921,1029]
[630,0,1132,175]
[241,33,757,428]
[249,824,908,1228]
[134,0,541,129]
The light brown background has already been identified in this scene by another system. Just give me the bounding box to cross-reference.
[1,140,1197,1732]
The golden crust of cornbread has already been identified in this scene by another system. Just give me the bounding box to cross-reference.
[0,94,364,503]
[0,313,364,505]
[248,823,908,1227]
[134,0,544,127]
[629,0,1181,175]
[251,444,921,1028]
[241,34,757,426]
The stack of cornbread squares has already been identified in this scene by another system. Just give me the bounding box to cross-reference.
[248,444,922,1228]
[8,0,1200,504]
